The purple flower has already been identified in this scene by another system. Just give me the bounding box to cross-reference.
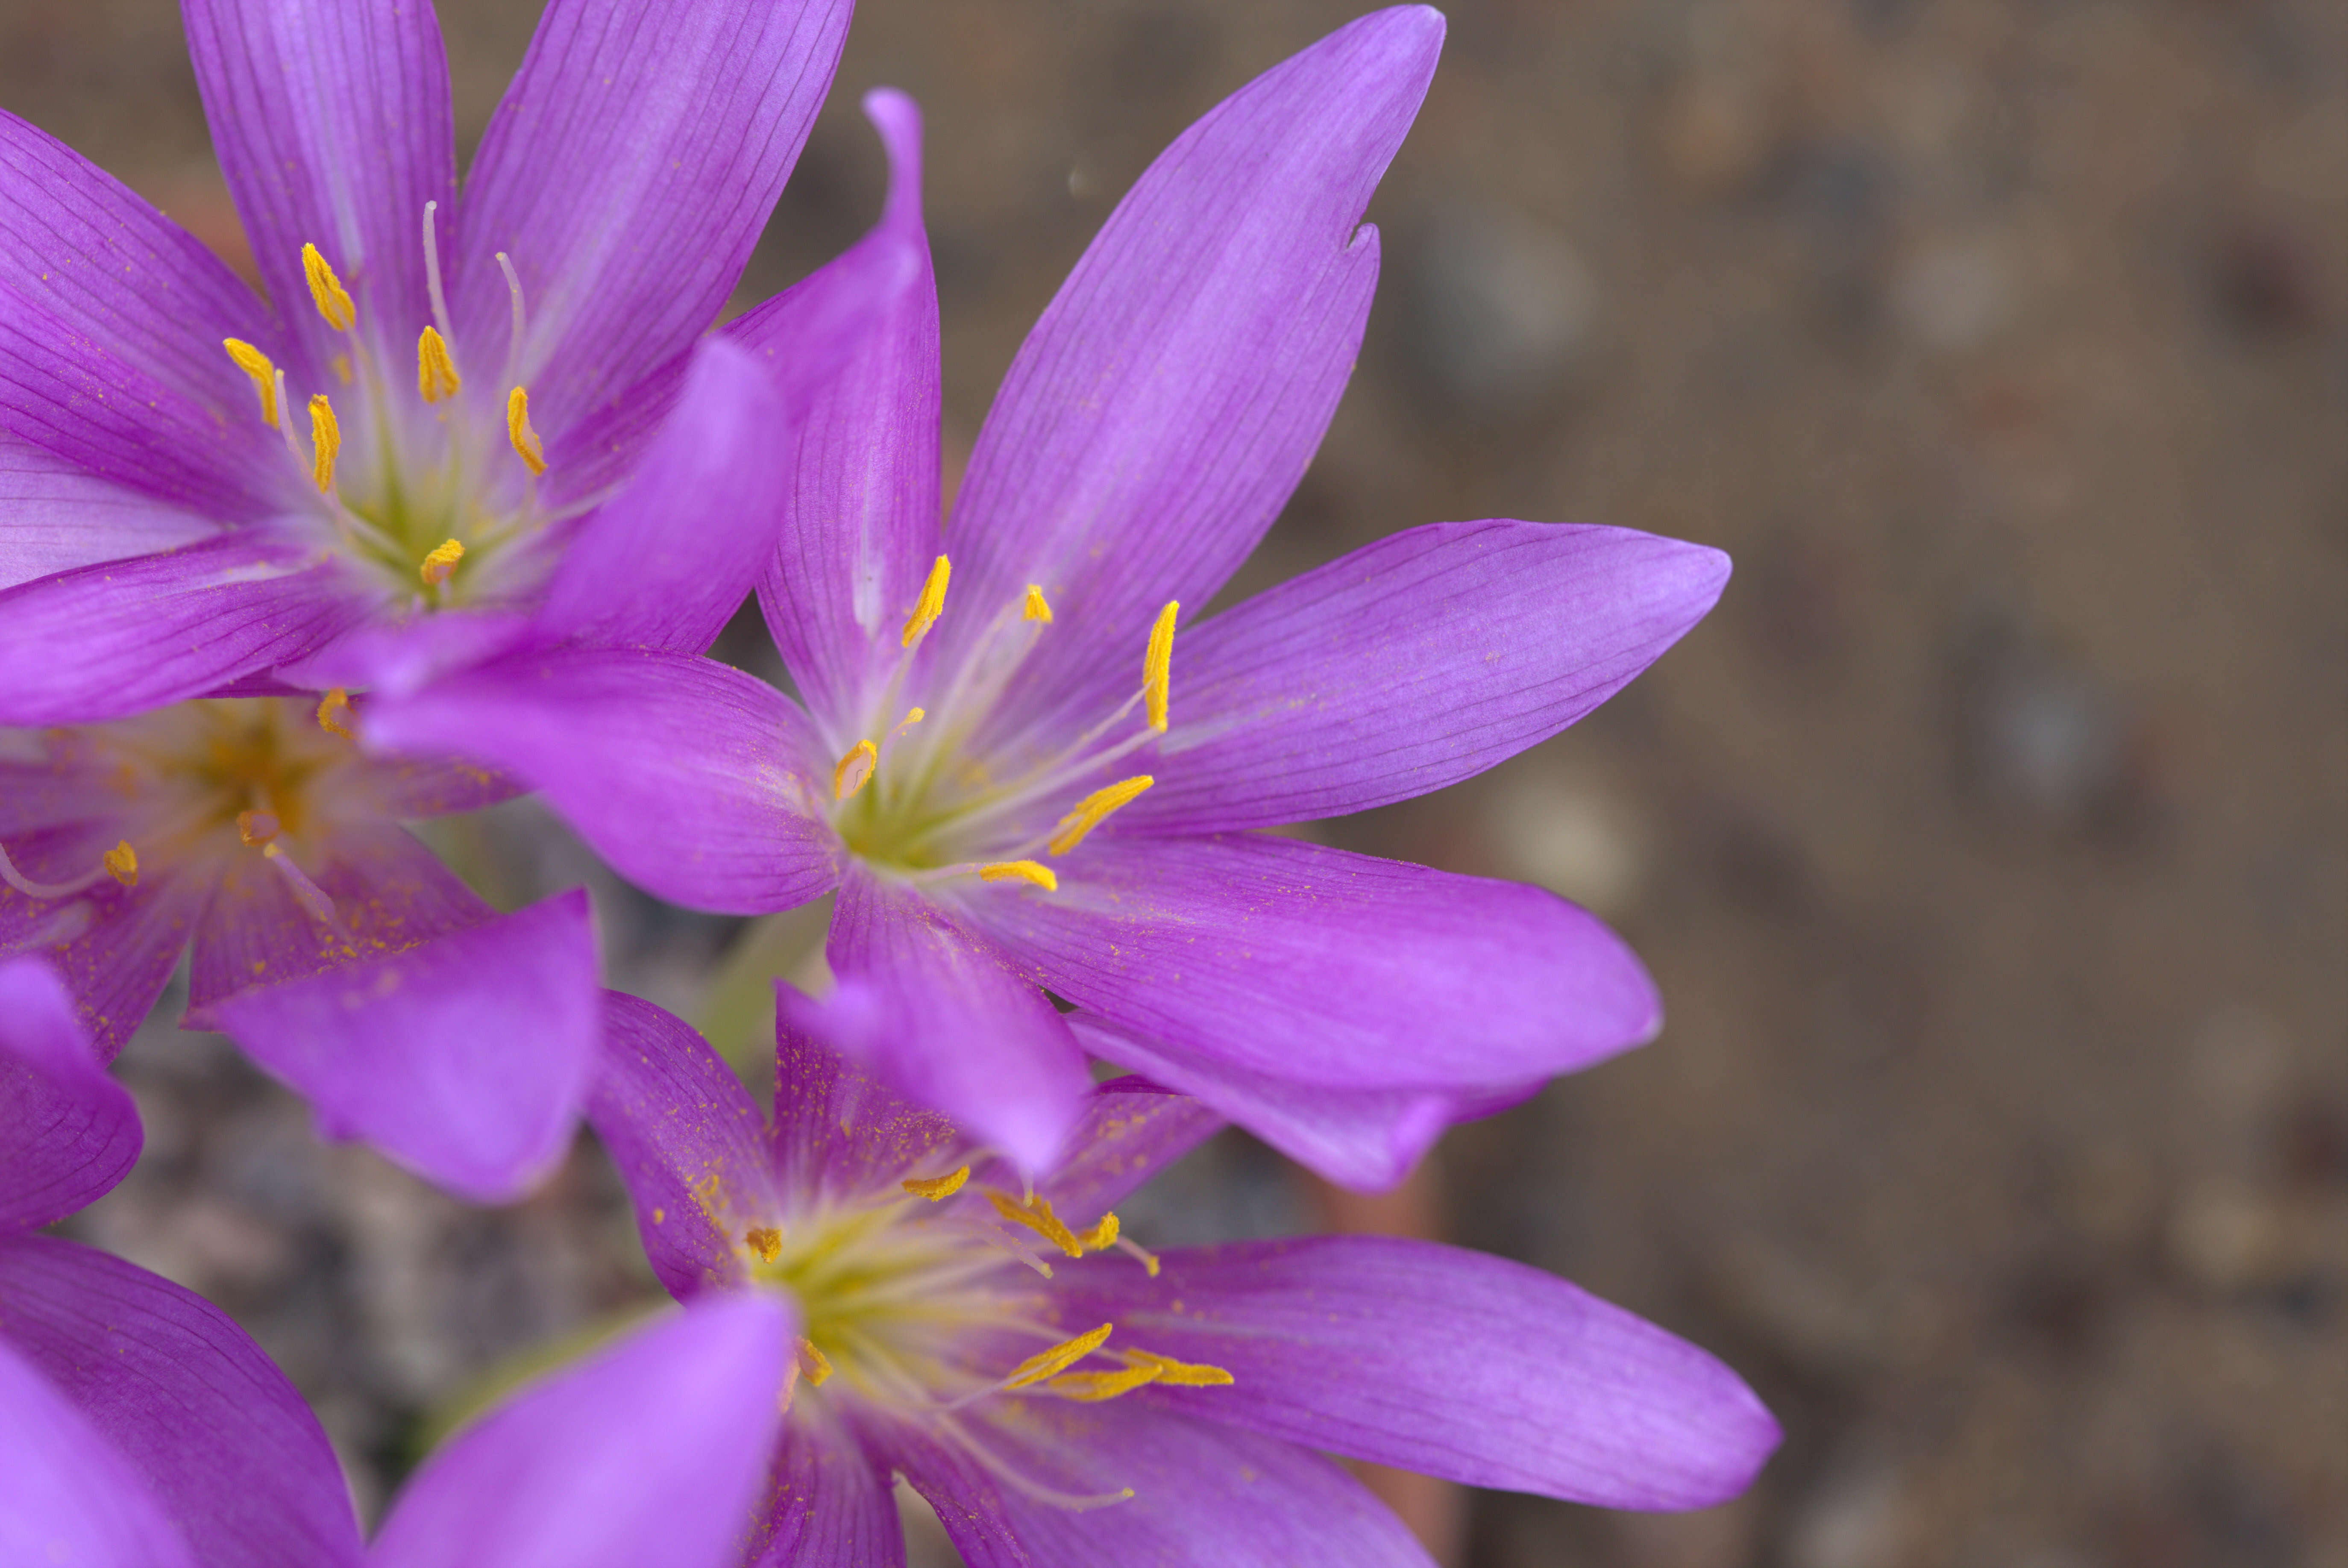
[1,696,599,1199]
[0,0,869,721]
[368,12,1732,1185]
[0,951,796,1568]
[584,989,1779,1564]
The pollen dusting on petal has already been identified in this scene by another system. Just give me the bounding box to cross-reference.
[1002,1323,1112,1389]
[316,690,355,739]
[744,1226,783,1264]
[222,339,279,428]
[101,840,137,889]
[417,325,461,403]
[1142,599,1179,731]
[308,394,340,493]
[901,555,951,647]
[988,1190,1084,1258]
[1047,775,1154,857]
[797,1339,833,1386]
[420,537,465,587]
[1074,1212,1118,1252]
[979,860,1057,892]
[901,1165,971,1201]
[507,386,548,476]
[332,352,353,387]
[834,739,879,802]
[235,809,280,847]
[1023,584,1054,623]
[300,243,355,332]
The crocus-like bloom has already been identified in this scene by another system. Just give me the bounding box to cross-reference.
[0,0,864,721]
[369,12,1732,1185]
[0,952,797,1568]
[0,695,597,1199]
[585,990,1779,1565]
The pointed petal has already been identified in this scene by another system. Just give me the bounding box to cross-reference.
[747,1406,907,1568]
[452,0,852,438]
[0,957,139,1231]
[1124,522,1732,832]
[0,436,218,592]
[771,984,963,1207]
[0,110,285,518]
[0,1233,365,1568]
[360,649,839,916]
[963,832,1660,1092]
[0,1333,196,1568]
[939,8,1441,734]
[749,88,942,733]
[1,869,201,1058]
[1045,1235,1782,1509]
[205,889,600,1202]
[588,990,776,1300]
[181,0,455,385]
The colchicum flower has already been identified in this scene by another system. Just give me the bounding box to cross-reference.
[0,0,863,722]
[370,12,1733,1184]
[0,695,598,1199]
[0,952,797,1568]
[584,991,1780,1564]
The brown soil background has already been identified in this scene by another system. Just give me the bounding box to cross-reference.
[9,1,2346,1564]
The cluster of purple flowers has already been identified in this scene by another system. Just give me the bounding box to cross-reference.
[2,0,1778,1561]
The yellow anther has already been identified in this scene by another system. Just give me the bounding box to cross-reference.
[901,1165,971,1201]
[301,243,355,332]
[1023,584,1054,623]
[235,810,281,848]
[1121,1237,1162,1278]
[308,394,339,493]
[1125,1348,1234,1387]
[1143,599,1179,731]
[980,860,1058,892]
[987,1190,1083,1258]
[1047,775,1155,857]
[1003,1323,1112,1389]
[797,1339,833,1386]
[744,1226,782,1264]
[417,325,461,403]
[833,739,878,802]
[507,386,547,476]
[222,339,279,427]
[901,555,951,647]
[316,689,355,739]
[895,707,926,734]
[420,538,465,587]
[1074,1212,1119,1252]
[101,841,137,889]
[1045,1363,1164,1403]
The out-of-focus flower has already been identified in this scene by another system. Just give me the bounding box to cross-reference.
[584,990,1779,1565]
[368,13,1732,1184]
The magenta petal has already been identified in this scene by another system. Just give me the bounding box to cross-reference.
[1018,1079,1221,1221]
[0,957,139,1232]
[452,0,851,438]
[964,832,1659,1092]
[370,1292,794,1568]
[0,436,218,592]
[748,89,942,734]
[0,532,364,724]
[2,870,201,1059]
[804,869,1092,1176]
[0,1334,196,1568]
[0,1234,364,1568]
[361,649,839,916]
[1125,521,1732,832]
[940,8,1441,733]
[206,890,602,1203]
[181,0,454,387]
[533,338,790,658]
[588,991,775,1300]
[276,606,534,700]
[747,1407,906,1568]
[771,988,963,1208]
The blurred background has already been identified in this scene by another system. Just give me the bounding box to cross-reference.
[9,0,2346,1563]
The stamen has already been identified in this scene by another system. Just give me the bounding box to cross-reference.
[262,843,340,931]
[300,243,355,332]
[1047,775,1154,857]
[417,326,461,403]
[745,1226,782,1264]
[979,860,1057,892]
[422,201,456,346]
[0,840,128,900]
[988,1191,1083,1259]
[506,386,548,475]
[834,739,879,802]
[1124,1348,1235,1387]
[235,810,280,847]
[1001,1323,1112,1389]
[100,841,135,887]
[221,340,279,427]
[1143,599,1179,732]
[894,707,927,738]
[1024,584,1054,623]
[308,395,340,493]
[901,555,951,648]
[797,1339,834,1386]
[901,1166,971,1201]
[420,538,465,587]
[317,690,355,739]
[1074,1212,1118,1252]
[1045,1363,1163,1402]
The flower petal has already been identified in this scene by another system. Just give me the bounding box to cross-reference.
[0,436,219,592]
[0,956,139,1232]
[181,0,454,386]
[0,1233,365,1568]
[748,88,941,737]
[370,1292,793,1568]
[798,869,1092,1176]
[361,649,838,916]
[746,1405,906,1568]
[274,606,534,701]
[939,7,1441,736]
[0,110,285,518]
[1017,1077,1222,1221]
[588,990,775,1300]
[0,1333,196,1568]
[204,889,602,1203]
[1123,521,1732,832]
[452,0,852,438]
[771,982,963,1207]
[1,867,201,1058]
[960,832,1659,1092]
[1044,1235,1782,1510]
[0,532,364,725]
